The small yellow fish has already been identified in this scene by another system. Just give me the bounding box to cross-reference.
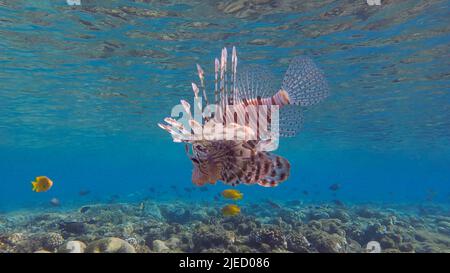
[31,176,53,192]
[221,189,243,200]
[222,204,241,216]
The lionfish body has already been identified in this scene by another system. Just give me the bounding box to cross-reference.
[159,47,329,187]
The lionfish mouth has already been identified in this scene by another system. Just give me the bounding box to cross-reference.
[158,47,329,187]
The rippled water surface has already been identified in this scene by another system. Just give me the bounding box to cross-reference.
[0,0,449,209]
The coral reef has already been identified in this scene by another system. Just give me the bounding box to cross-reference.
[43,232,64,250]
[0,202,449,253]
[86,237,136,253]
[286,231,311,253]
[192,224,235,252]
[59,240,87,253]
[249,228,287,250]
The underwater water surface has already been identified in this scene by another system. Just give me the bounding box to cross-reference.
[0,0,449,253]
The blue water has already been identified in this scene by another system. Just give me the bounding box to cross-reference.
[0,0,449,211]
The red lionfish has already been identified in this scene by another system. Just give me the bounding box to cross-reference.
[158,47,329,187]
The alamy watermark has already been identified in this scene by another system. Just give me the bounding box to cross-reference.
[367,0,381,6]
[164,97,281,151]
[66,0,81,6]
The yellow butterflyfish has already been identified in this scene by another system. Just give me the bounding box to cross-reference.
[31,176,53,192]
[222,204,241,216]
[221,189,243,200]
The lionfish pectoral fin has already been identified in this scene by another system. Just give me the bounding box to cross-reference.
[281,56,329,107]
[204,161,221,185]
[185,144,192,159]
[191,159,221,186]
[192,164,208,186]
[208,179,217,185]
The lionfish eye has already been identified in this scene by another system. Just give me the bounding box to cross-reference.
[191,158,200,164]
[196,146,204,152]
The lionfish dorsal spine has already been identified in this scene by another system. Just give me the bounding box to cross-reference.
[180,100,193,122]
[196,64,208,105]
[220,47,227,109]
[191,82,199,99]
[191,82,203,114]
[231,46,238,105]
[214,58,219,105]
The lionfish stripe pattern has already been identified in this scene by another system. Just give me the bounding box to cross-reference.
[159,47,329,187]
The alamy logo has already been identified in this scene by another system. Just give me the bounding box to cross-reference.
[66,0,81,6]
[162,97,281,151]
[367,0,381,5]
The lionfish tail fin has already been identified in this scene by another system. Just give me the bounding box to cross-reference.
[281,56,329,107]
[256,153,291,187]
[221,144,291,187]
